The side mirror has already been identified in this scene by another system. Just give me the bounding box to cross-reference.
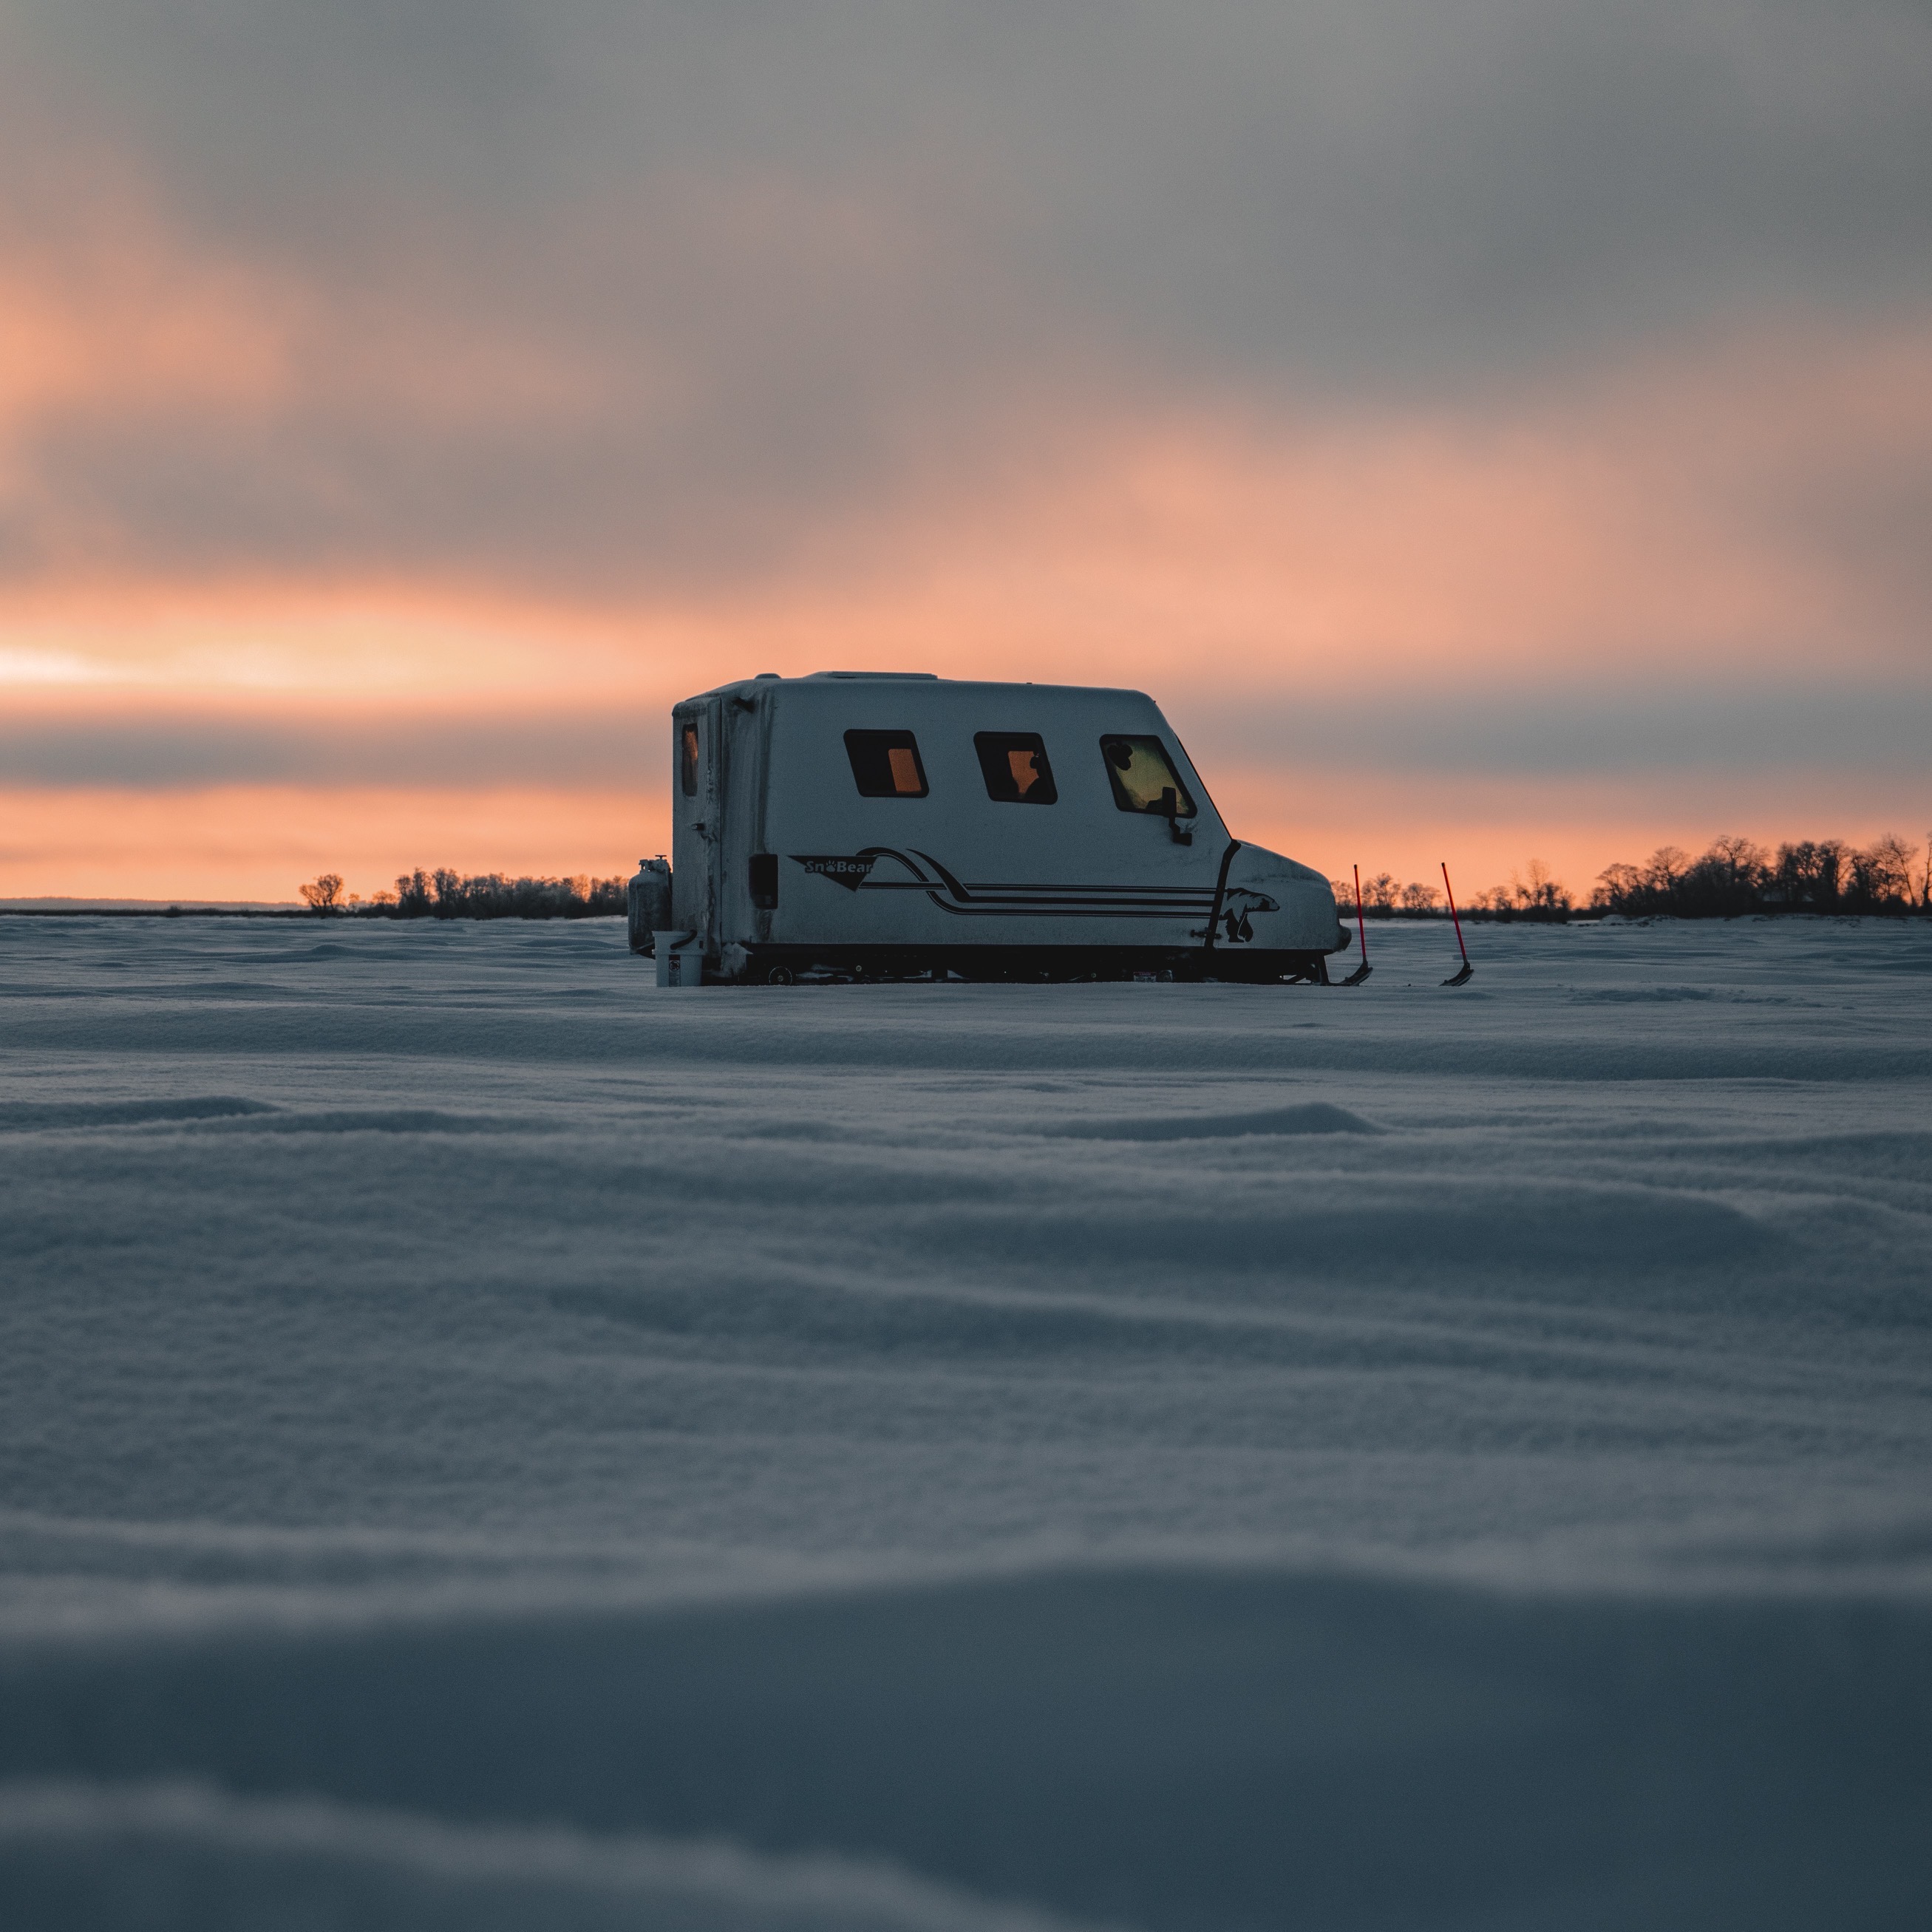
[1157,787,1194,845]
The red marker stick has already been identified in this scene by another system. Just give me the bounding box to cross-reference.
[1442,863,1471,972]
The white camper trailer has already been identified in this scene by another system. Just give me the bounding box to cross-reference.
[635,673,1345,984]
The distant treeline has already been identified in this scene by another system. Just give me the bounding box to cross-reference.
[1595,834,1926,919]
[1335,833,1929,923]
[293,834,1929,925]
[299,869,626,919]
[1333,860,1578,922]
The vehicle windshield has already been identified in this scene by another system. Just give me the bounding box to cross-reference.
[1100,735,1195,817]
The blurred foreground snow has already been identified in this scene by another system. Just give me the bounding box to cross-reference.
[1,916,1928,1928]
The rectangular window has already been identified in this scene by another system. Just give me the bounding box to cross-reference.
[844,729,929,797]
[1100,735,1195,817]
[749,853,778,908]
[680,724,700,798]
[973,732,1057,804]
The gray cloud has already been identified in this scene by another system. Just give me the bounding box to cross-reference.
[1,0,1929,591]
[0,709,661,789]
[1177,674,1932,780]
[7,673,1925,791]
[16,1,1929,364]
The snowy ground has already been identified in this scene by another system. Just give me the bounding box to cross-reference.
[1,914,1928,1929]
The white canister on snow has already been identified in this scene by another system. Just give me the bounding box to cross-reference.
[654,933,704,987]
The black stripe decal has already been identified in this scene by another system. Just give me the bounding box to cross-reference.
[924,898,1209,920]
[846,846,1217,920]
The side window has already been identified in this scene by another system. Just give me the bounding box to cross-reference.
[1100,735,1195,817]
[679,723,700,798]
[844,729,928,798]
[974,732,1057,804]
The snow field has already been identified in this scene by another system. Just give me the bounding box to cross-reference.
[0,914,1928,1928]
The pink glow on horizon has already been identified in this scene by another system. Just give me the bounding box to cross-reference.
[4,772,1921,910]
[3,316,1927,899]
[0,787,656,905]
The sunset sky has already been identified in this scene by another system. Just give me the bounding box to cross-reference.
[2,0,1928,902]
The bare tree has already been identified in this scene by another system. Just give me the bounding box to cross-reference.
[1400,881,1438,913]
[1875,834,1918,900]
[1509,859,1571,914]
[298,873,344,914]
[1595,862,1643,912]
[1775,839,1846,908]
[1642,846,1690,894]
[1851,834,1919,908]
[1704,834,1768,879]
[1364,871,1399,913]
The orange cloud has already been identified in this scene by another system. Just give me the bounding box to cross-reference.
[0,169,625,441]
[3,313,1926,899]
[16,311,1928,693]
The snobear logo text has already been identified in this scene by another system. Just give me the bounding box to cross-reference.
[791,855,880,891]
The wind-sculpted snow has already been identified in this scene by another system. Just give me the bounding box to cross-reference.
[0,915,1928,1928]
[1044,1101,1383,1139]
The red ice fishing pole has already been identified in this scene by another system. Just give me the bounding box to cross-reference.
[1441,862,1473,986]
[1341,863,1372,985]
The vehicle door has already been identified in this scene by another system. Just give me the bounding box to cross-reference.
[670,698,725,956]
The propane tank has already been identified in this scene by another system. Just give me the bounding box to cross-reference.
[627,857,672,953]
